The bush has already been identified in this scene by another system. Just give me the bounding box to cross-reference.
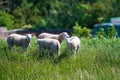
[96,26,117,38]
[0,11,14,29]
[108,26,117,38]
[72,23,91,38]
[97,28,106,38]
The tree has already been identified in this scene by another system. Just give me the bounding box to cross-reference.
[0,0,120,29]
[0,11,14,29]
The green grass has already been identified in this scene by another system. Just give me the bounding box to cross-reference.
[0,37,120,80]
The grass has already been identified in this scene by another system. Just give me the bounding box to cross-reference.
[0,37,120,80]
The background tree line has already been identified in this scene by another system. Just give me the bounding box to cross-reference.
[0,0,120,29]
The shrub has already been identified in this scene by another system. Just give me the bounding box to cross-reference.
[108,26,117,38]
[96,26,117,38]
[96,28,106,38]
[72,23,91,38]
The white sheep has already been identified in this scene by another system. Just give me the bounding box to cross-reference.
[37,38,61,57]
[38,32,69,43]
[7,33,34,51]
[65,36,81,57]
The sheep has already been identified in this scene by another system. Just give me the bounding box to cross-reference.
[37,38,61,58]
[7,33,34,52]
[38,32,70,43]
[65,36,81,57]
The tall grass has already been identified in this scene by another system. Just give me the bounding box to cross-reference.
[0,37,120,80]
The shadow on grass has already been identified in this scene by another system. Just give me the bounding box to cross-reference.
[54,52,70,64]
[31,49,70,64]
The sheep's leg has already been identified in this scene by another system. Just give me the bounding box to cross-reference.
[8,44,13,50]
[57,50,60,57]
[23,47,27,52]
[67,45,72,55]
[22,45,27,52]
[73,46,78,58]
[38,46,43,55]
[50,46,55,58]
[7,38,13,50]
[49,51,54,59]
[74,49,77,58]
[51,49,54,58]
[76,45,80,54]
[38,47,44,57]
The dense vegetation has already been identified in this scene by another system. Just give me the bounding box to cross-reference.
[0,37,120,80]
[0,0,120,29]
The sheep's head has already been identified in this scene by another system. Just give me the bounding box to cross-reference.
[62,32,70,38]
[26,33,35,39]
[26,34,35,43]
[31,33,35,37]
[66,38,73,47]
[66,37,74,44]
[58,32,69,43]
[66,38,71,43]
[26,34,32,39]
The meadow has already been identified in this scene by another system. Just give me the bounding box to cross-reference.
[0,37,120,80]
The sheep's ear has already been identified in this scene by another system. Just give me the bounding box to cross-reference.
[31,33,35,37]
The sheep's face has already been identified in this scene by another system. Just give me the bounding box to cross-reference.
[26,34,33,42]
[62,32,70,38]
[26,34,32,39]
[66,37,74,44]
[66,38,71,43]
[66,38,72,47]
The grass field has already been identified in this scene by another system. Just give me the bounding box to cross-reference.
[0,37,120,80]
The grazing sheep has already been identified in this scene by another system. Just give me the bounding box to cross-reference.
[38,32,69,43]
[7,33,34,51]
[65,36,81,57]
[37,38,61,57]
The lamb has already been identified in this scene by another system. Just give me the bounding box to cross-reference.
[65,36,81,57]
[38,32,70,43]
[37,38,61,58]
[7,33,34,51]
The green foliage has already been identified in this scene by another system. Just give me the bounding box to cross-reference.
[1,0,120,29]
[72,23,91,38]
[108,26,117,38]
[12,7,26,28]
[72,23,82,37]
[0,11,14,29]
[96,26,117,38]
[97,28,106,38]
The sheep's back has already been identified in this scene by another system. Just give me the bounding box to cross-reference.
[38,38,60,50]
[70,36,80,47]
[50,39,60,49]
[9,34,26,39]
[38,33,59,39]
[8,34,26,45]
